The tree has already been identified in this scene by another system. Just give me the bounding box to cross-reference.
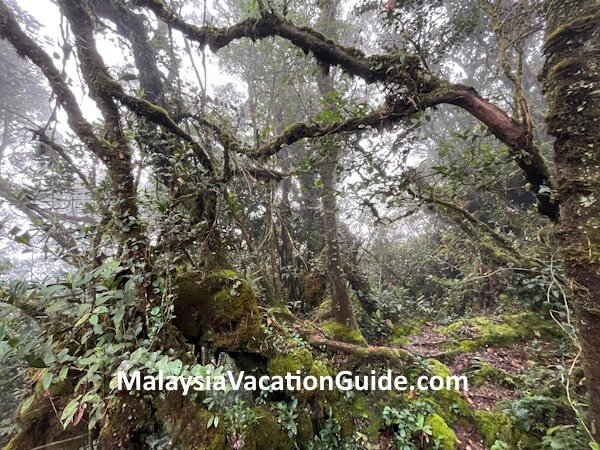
[542,0,600,438]
[0,0,598,446]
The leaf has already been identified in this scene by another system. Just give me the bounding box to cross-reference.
[59,366,69,381]
[89,315,99,326]
[42,371,53,391]
[41,284,67,297]
[73,403,86,426]
[60,397,81,426]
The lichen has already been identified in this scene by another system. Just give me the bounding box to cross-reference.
[321,320,367,346]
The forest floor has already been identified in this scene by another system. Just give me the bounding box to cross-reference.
[398,314,570,450]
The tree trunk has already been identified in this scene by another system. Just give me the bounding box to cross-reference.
[316,0,359,330]
[319,149,358,328]
[542,0,600,438]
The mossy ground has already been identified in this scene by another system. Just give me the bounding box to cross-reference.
[321,319,368,346]
[439,312,562,355]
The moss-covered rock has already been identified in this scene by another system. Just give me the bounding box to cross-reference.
[440,312,561,355]
[426,413,457,449]
[321,320,367,346]
[474,410,515,447]
[316,297,332,321]
[422,359,471,424]
[173,270,261,350]
[156,392,227,450]
[245,407,293,450]
[267,347,314,377]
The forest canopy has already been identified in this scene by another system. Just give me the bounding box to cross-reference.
[0,0,598,449]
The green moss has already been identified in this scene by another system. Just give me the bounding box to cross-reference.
[426,413,457,449]
[321,320,367,346]
[351,394,382,440]
[245,407,293,450]
[309,359,330,378]
[173,270,261,350]
[389,319,424,346]
[267,348,314,377]
[392,319,424,337]
[441,312,561,355]
[497,293,511,306]
[5,378,87,450]
[296,407,315,445]
[156,392,226,450]
[423,359,471,424]
[474,410,515,447]
[316,297,332,321]
[471,362,515,387]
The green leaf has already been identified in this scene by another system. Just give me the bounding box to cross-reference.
[60,397,81,426]
[59,366,69,381]
[89,315,99,326]
[42,371,53,390]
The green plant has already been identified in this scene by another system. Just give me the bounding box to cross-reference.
[381,402,442,450]
[309,407,342,450]
[274,398,299,438]
[223,397,258,449]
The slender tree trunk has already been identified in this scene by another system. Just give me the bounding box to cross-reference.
[319,149,359,328]
[542,0,600,438]
[315,0,359,330]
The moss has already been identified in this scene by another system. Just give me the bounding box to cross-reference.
[423,359,471,424]
[305,272,327,309]
[173,270,261,350]
[267,348,314,377]
[245,407,293,450]
[309,359,330,378]
[426,413,457,449]
[497,293,510,305]
[471,362,515,387]
[156,392,226,450]
[316,297,332,321]
[389,321,424,346]
[351,394,382,441]
[474,410,515,447]
[100,396,155,449]
[321,320,367,346]
[441,312,561,355]
[296,407,315,445]
[5,377,87,450]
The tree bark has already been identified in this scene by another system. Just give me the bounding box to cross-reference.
[542,0,600,438]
